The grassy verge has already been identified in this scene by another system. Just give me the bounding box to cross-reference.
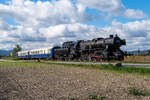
[0,61,39,67]
[45,62,150,75]
[1,56,19,60]
[1,61,150,75]
[1,56,150,64]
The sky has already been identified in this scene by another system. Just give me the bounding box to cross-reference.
[0,0,150,51]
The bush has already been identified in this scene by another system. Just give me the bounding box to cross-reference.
[88,95,106,100]
[128,87,150,96]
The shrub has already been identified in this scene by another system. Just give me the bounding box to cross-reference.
[128,87,150,96]
[88,95,106,100]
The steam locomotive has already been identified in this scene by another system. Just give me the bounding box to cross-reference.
[18,35,126,61]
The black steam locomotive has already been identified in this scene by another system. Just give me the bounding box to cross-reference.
[53,35,126,61]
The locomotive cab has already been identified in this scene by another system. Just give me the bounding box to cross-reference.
[62,41,76,48]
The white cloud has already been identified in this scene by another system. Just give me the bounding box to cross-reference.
[0,0,88,27]
[39,23,104,39]
[77,0,123,13]
[103,20,150,50]
[77,0,146,18]
[0,0,89,50]
[125,9,147,19]
[1,18,150,51]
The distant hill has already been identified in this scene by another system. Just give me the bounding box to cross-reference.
[0,50,12,56]
[127,50,148,55]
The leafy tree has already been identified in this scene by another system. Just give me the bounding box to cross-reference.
[136,49,140,55]
[13,44,22,56]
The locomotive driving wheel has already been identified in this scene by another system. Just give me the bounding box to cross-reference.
[68,54,74,61]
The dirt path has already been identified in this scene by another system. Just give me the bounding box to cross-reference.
[0,63,150,100]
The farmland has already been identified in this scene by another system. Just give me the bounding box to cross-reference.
[0,62,150,100]
[124,55,150,63]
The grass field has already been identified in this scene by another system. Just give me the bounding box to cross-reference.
[124,55,150,63]
[1,56,18,60]
[0,61,150,100]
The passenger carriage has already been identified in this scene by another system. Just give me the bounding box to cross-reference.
[18,48,54,59]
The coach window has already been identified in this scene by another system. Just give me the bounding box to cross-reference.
[45,50,47,54]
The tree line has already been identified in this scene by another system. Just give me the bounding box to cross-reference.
[12,44,22,56]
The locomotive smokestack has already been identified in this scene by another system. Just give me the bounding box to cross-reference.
[110,35,113,38]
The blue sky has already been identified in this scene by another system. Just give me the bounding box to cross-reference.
[0,0,150,50]
[123,0,149,13]
[86,0,150,27]
[122,0,150,20]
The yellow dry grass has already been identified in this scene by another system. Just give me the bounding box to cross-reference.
[124,55,150,63]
